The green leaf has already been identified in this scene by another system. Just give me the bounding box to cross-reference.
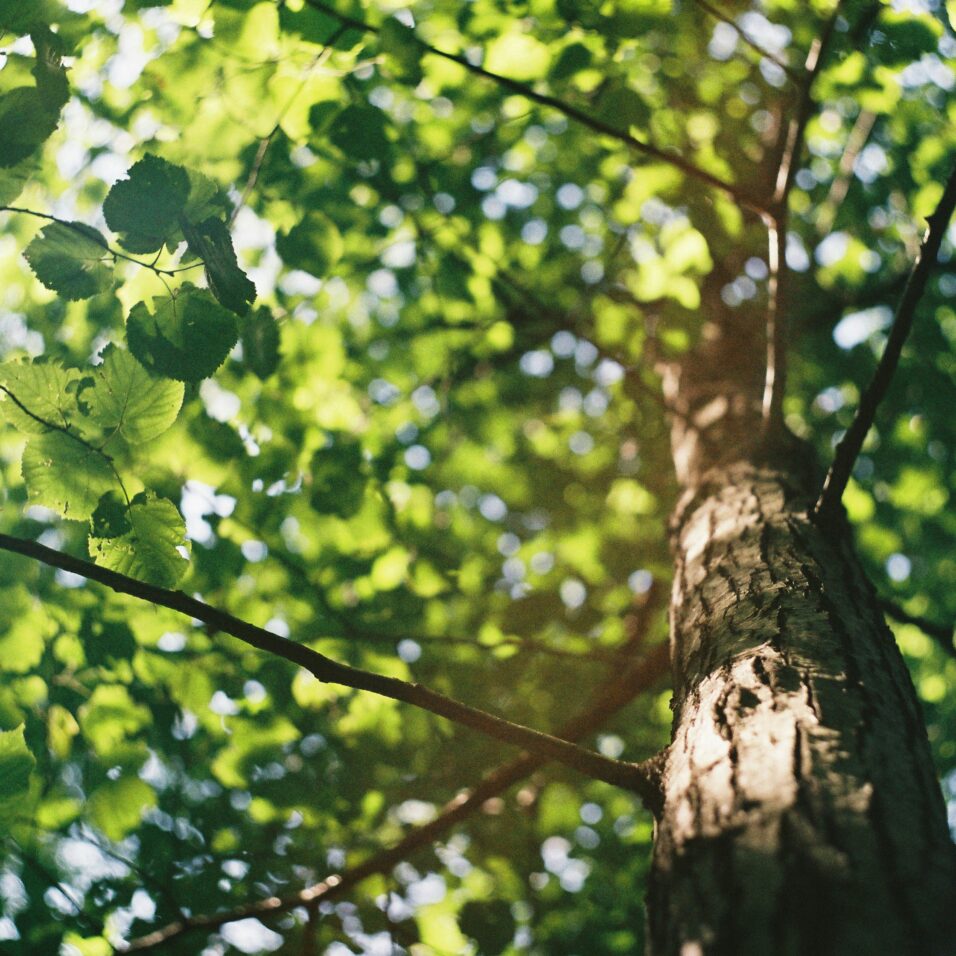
[32,26,70,111]
[182,167,231,224]
[276,211,343,276]
[126,286,239,382]
[0,360,82,434]
[83,346,184,444]
[0,157,38,206]
[89,491,189,588]
[0,726,36,831]
[310,439,365,517]
[21,430,115,520]
[458,900,517,955]
[328,105,389,161]
[0,0,64,34]
[181,216,256,315]
[90,491,132,539]
[23,221,113,300]
[379,18,424,84]
[88,777,156,841]
[0,87,60,168]
[103,154,190,254]
[241,307,281,379]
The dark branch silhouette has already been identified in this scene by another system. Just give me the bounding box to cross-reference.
[815,164,956,520]
[691,0,799,79]
[881,599,956,662]
[0,531,657,798]
[302,0,766,214]
[119,635,670,951]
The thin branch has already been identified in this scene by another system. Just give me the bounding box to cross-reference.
[762,0,848,430]
[814,165,956,520]
[816,108,877,235]
[0,206,199,278]
[301,0,765,215]
[118,636,670,952]
[880,599,956,661]
[691,0,800,79]
[229,23,350,226]
[0,531,656,799]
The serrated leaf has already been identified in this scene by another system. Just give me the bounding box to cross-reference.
[126,286,239,382]
[0,87,60,168]
[0,360,82,434]
[241,307,281,379]
[276,211,343,276]
[83,346,184,444]
[181,216,256,315]
[89,492,188,588]
[103,154,190,254]
[23,221,113,300]
[0,726,36,831]
[22,430,115,520]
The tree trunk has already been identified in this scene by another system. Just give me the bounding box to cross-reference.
[647,326,956,954]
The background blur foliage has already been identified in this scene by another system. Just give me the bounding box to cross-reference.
[0,0,953,953]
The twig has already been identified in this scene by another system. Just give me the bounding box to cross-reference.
[118,637,670,952]
[816,109,877,235]
[691,0,799,79]
[814,165,956,520]
[0,531,656,798]
[0,206,199,278]
[301,0,766,215]
[880,599,956,661]
[229,23,350,226]
[762,0,848,430]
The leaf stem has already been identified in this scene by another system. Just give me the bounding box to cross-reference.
[0,205,202,278]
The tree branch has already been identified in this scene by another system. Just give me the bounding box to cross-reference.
[814,164,956,520]
[118,639,671,952]
[0,205,200,278]
[880,599,956,661]
[762,0,848,430]
[691,0,799,80]
[301,0,765,215]
[0,531,656,798]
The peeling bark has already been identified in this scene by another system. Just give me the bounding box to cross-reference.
[648,327,956,954]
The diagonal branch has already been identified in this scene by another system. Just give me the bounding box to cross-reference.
[691,0,799,80]
[0,531,656,799]
[880,599,956,662]
[814,165,956,520]
[301,0,765,214]
[118,638,671,951]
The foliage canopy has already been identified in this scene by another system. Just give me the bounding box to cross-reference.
[0,0,953,953]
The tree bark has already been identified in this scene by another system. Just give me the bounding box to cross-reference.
[648,325,956,954]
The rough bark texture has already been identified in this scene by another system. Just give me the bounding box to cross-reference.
[648,323,956,955]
